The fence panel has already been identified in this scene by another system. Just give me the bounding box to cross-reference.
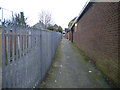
[2,24,62,88]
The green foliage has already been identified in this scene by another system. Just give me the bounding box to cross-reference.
[68,21,74,27]
[68,17,77,27]
[14,12,27,27]
[47,26,54,31]
[47,25,63,33]
[57,26,62,33]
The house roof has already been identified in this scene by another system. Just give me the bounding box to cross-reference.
[70,0,95,29]
[54,24,58,28]
[71,17,77,21]
[33,21,45,29]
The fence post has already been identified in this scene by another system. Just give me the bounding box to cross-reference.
[2,22,6,88]
[12,24,15,87]
[15,25,19,88]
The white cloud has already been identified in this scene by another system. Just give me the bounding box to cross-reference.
[0,0,88,28]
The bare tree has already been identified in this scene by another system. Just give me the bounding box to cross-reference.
[39,10,52,28]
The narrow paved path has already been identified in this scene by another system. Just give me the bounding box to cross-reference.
[0,68,1,89]
[0,51,2,89]
[39,38,111,88]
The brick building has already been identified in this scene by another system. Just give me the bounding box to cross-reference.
[70,2,120,87]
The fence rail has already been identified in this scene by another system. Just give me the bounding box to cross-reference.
[2,24,62,88]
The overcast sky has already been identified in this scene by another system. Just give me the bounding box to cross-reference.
[0,0,89,28]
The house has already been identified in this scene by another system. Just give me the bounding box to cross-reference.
[64,28,70,39]
[33,21,45,29]
[54,24,58,30]
[66,17,77,41]
[69,1,120,87]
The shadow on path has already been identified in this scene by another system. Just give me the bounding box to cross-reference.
[39,38,111,88]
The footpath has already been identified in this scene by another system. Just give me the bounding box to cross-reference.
[0,52,1,89]
[0,68,1,89]
[39,38,111,88]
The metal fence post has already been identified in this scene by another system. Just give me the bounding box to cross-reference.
[2,22,6,88]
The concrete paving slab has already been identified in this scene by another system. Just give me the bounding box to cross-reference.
[39,38,112,88]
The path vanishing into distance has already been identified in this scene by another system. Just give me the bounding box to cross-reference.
[39,38,112,88]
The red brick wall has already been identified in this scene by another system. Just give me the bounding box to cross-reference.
[73,2,119,87]
[65,32,70,39]
[0,30,1,66]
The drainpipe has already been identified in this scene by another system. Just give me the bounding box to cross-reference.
[71,28,74,43]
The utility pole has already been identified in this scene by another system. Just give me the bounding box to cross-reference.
[0,7,14,23]
[0,7,3,23]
